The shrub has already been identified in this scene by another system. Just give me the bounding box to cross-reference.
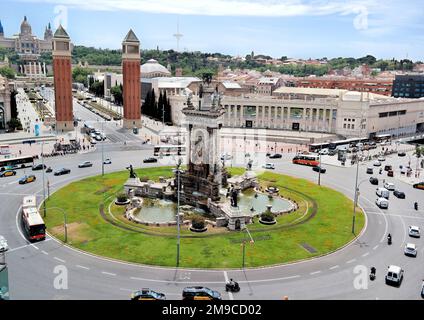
[261,211,275,222]
[116,192,128,203]
[139,176,149,182]
[191,215,206,229]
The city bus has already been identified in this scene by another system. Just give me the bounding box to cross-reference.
[21,196,46,242]
[153,145,186,157]
[292,153,320,166]
[0,155,36,172]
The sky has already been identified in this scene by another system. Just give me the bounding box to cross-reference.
[1,0,424,61]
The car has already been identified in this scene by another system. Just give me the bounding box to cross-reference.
[409,226,420,238]
[78,161,93,168]
[95,135,102,141]
[0,170,16,177]
[376,187,390,199]
[312,166,326,173]
[54,168,71,176]
[221,154,232,160]
[384,182,395,191]
[90,139,97,145]
[378,156,386,162]
[384,165,392,171]
[385,265,404,287]
[100,133,107,140]
[387,170,394,177]
[89,132,96,139]
[398,151,406,157]
[131,288,166,300]
[328,149,337,156]
[413,182,424,190]
[369,177,379,185]
[32,164,47,171]
[393,190,405,199]
[373,160,382,167]
[19,175,36,184]
[366,167,374,174]
[103,158,112,165]
[143,157,158,163]
[269,153,282,159]
[0,235,8,252]
[262,163,275,170]
[319,149,329,155]
[404,243,417,257]
[376,197,389,209]
[182,287,221,301]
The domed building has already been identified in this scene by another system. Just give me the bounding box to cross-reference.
[0,16,53,77]
[141,59,171,78]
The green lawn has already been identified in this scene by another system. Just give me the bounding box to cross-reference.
[44,167,365,268]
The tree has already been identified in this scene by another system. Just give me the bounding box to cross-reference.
[72,66,92,87]
[110,85,123,105]
[89,80,104,96]
[7,118,22,131]
[0,66,16,79]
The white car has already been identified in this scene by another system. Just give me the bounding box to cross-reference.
[376,197,389,209]
[408,226,420,238]
[0,235,8,252]
[319,149,329,155]
[373,160,382,167]
[221,154,232,161]
[378,156,386,162]
[384,182,395,191]
[404,243,417,257]
[103,158,112,165]
[263,163,275,170]
[385,265,404,286]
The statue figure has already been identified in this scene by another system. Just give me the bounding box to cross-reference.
[192,134,204,165]
[230,186,238,208]
[126,164,137,178]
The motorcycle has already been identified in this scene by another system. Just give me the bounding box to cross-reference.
[414,202,419,211]
[387,234,392,245]
[225,280,240,293]
[369,267,376,281]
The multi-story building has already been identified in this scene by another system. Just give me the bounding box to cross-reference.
[0,75,12,130]
[392,74,424,99]
[291,77,393,96]
[256,77,284,95]
[169,86,424,139]
[0,16,52,76]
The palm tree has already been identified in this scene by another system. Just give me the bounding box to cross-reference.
[413,145,424,178]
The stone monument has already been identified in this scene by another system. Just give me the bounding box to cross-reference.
[178,75,227,209]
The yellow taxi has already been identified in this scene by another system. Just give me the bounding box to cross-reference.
[19,175,36,184]
[0,170,16,178]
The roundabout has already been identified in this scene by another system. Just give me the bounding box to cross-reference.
[43,166,364,269]
[1,147,424,299]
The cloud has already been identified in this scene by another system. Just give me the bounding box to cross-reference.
[17,0,375,18]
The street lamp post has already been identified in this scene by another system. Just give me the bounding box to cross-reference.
[176,158,182,268]
[41,141,47,218]
[47,207,68,243]
[101,121,105,176]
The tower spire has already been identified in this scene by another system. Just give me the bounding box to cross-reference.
[173,21,183,52]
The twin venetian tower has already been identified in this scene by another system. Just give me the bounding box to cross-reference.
[52,26,142,131]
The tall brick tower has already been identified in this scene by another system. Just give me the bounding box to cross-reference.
[122,29,142,129]
[52,25,73,132]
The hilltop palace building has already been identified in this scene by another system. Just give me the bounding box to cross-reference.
[168,86,424,139]
[0,16,52,76]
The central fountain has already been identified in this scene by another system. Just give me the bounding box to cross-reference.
[123,76,296,231]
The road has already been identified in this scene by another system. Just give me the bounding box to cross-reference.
[1,143,424,300]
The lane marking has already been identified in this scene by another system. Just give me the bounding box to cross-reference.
[223,271,234,301]
[398,215,407,248]
[329,265,339,270]
[130,275,301,284]
[362,252,369,257]
[31,244,39,250]
[101,271,117,276]
[41,250,48,255]
[54,257,66,263]
[346,259,356,264]
[76,265,90,270]
[373,245,379,250]
[310,271,321,275]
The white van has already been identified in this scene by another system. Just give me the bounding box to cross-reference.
[385,265,404,286]
[376,197,389,209]
[376,187,390,199]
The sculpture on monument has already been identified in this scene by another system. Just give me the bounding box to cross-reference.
[230,186,239,208]
[126,164,137,178]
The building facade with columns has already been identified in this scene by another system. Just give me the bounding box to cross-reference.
[169,86,424,139]
[0,17,52,77]
[0,75,12,130]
